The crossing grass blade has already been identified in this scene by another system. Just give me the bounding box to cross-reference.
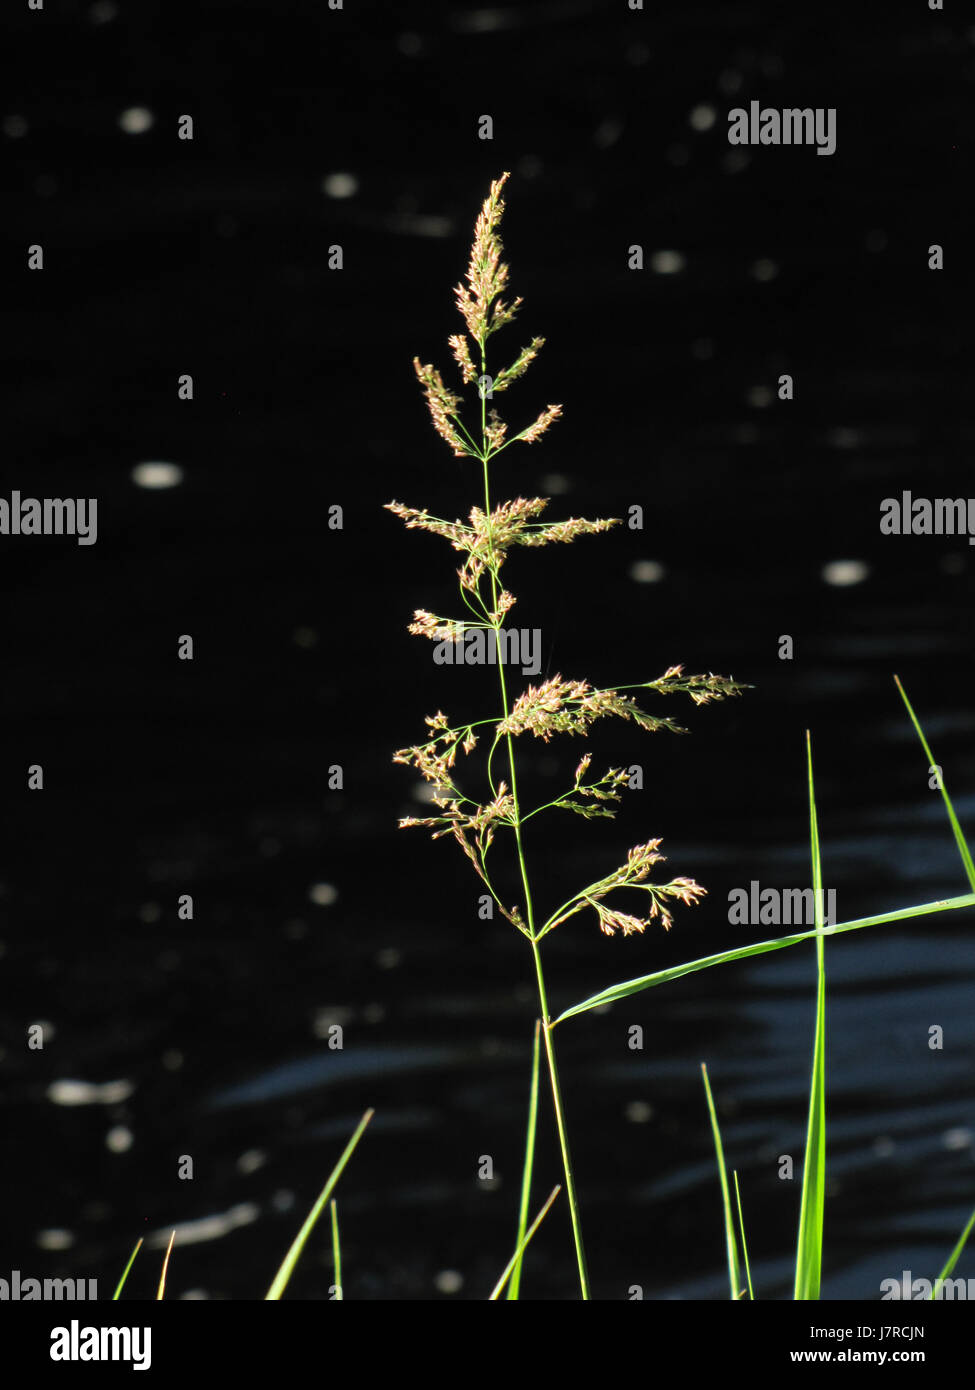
[489,1186,561,1300]
[794,731,826,1301]
[893,679,975,1299]
[551,895,974,1026]
[111,1238,143,1301]
[734,1171,754,1300]
[701,1062,741,1300]
[929,1204,975,1299]
[266,1108,374,1300]
[507,1019,541,1300]
[894,676,975,892]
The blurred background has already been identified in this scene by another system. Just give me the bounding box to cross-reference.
[2,0,974,1300]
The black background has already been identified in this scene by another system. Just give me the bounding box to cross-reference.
[2,0,974,1302]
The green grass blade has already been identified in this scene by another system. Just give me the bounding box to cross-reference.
[701,1063,741,1300]
[734,1172,755,1300]
[489,1186,561,1300]
[552,895,974,1025]
[156,1230,176,1301]
[330,1199,342,1300]
[507,1018,541,1301]
[266,1108,374,1300]
[794,731,827,1301]
[930,1204,975,1299]
[894,676,975,892]
[111,1238,143,1301]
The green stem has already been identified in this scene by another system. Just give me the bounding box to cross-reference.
[329,1199,342,1299]
[478,336,590,1300]
[507,1019,541,1300]
[530,937,591,1298]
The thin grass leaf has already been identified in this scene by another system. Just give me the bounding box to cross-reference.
[552,894,975,1025]
[892,679,975,1302]
[507,1019,541,1300]
[330,1199,342,1301]
[894,675,975,892]
[701,1063,741,1300]
[929,1204,975,1300]
[794,731,826,1301]
[266,1108,374,1301]
[156,1230,175,1301]
[489,1186,561,1300]
[734,1172,755,1300]
[111,1238,143,1301]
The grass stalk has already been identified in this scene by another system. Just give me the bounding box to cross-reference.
[489,1186,562,1300]
[266,1108,373,1300]
[507,1019,541,1300]
[478,303,590,1300]
[530,940,590,1298]
[701,1062,742,1300]
[930,1205,975,1299]
[330,1199,342,1300]
[894,676,975,890]
[794,731,827,1300]
[733,1172,755,1300]
[156,1230,175,1301]
[111,1238,143,1301]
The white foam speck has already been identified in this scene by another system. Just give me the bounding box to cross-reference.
[118,107,154,135]
[132,461,183,489]
[822,559,869,587]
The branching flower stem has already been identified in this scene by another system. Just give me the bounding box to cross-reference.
[389,173,745,1300]
[477,336,592,1301]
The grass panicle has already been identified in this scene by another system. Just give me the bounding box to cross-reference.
[388,173,744,1298]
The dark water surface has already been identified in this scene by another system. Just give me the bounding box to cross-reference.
[3,0,974,1299]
